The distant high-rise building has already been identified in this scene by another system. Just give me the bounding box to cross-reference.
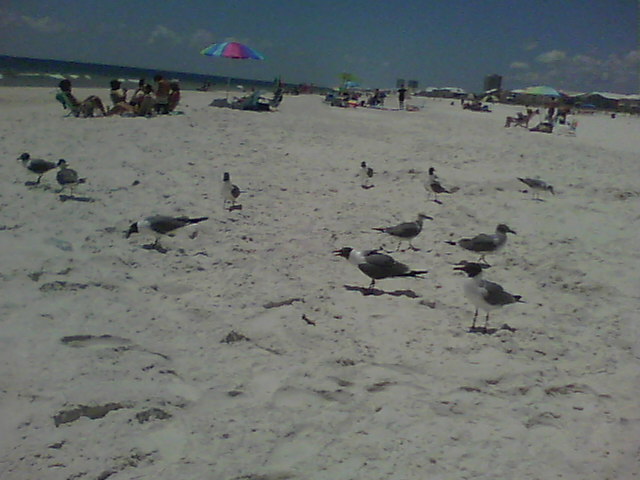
[484,74,502,92]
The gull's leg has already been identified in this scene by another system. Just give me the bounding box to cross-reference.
[471,309,478,329]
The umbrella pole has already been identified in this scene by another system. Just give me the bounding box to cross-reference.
[226,76,231,100]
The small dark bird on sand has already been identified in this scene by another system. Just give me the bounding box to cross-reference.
[359,161,374,188]
[425,167,451,203]
[222,172,241,209]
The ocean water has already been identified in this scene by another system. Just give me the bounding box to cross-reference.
[0,55,279,91]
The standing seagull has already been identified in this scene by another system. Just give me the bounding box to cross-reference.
[359,161,374,189]
[221,172,241,209]
[518,177,554,200]
[334,247,428,289]
[454,262,523,333]
[425,167,451,203]
[373,213,433,251]
[56,159,81,194]
[450,223,516,265]
[126,215,208,251]
[17,152,57,184]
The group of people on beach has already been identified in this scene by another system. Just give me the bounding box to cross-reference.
[56,74,180,118]
[504,103,576,134]
[325,86,413,110]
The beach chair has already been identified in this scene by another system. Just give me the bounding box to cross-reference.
[55,92,80,117]
[270,88,284,108]
[55,91,105,117]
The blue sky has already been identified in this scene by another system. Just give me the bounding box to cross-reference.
[1,0,637,93]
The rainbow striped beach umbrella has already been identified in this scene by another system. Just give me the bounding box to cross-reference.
[200,41,265,60]
[200,41,265,99]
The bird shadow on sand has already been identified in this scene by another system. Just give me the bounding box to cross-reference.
[228,204,243,212]
[343,285,420,298]
[142,243,169,254]
[468,324,517,335]
[59,194,95,203]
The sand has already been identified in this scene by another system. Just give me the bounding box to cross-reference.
[1,87,639,479]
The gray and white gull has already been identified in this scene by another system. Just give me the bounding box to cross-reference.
[454,262,523,332]
[334,247,428,289]
[359,161,374,188]
[518,177,554,200]
[18,152,57,184]
[450,223,516,265]
[126,215,208,250]
[373,213,433,251]
[221,172,241,209]
[425,167,451,203]
[56,159,82,193]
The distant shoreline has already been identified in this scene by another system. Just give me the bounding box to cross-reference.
[0,54,320,92]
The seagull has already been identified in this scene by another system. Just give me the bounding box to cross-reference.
[221,172,241,209]
[17,152,57,184]
[334,247,428,289]
[450,224,516,265]
[359,161,374,188]
[454,262,523,332]
[517,177,554,200]
[425,167,451,203]
[126,215,208,251]
[372,213,433,251]
[56,159,82,193]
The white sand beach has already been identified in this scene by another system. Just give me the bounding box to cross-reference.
[1,87,639,479]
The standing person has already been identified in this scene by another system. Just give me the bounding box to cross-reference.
[153,74,170,114]
[546,103,556,122]
[397,84,408,110]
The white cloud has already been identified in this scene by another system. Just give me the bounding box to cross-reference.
[21,15,66,33]
[510,49,639,93]
[0,9,67,33]
[523,40,538,51]
[189,29,215,49]
[536,50,567,64]
[147,25,182,45]
[509,61,530,70]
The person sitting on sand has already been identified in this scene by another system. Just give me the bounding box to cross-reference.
[106,79,137,116]
[136,84,157,116]
[109,79,127,106]
[530,121,554,134]
[505,108,534,128]
[154,74,170,114]
[129,78,147,107]
[57,79,107,117]
[107,84,155,117]
[168,80,180,112]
